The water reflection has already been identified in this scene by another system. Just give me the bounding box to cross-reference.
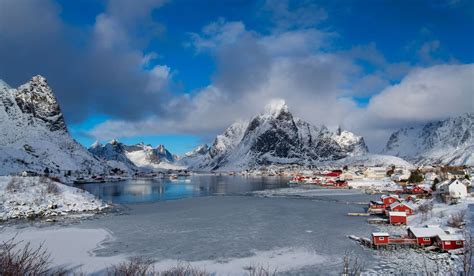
[76,175,289,204]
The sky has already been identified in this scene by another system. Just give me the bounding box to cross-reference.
[0,0,473,155]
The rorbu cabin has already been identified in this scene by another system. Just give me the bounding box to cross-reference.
[381,195,400,206]
[435,234,464,251]
[407,226,445,246]
[388,211,407,225]
[368,201,385,214]
[372,232,390,246]
[388,201,415,216]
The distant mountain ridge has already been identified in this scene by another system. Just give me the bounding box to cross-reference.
[180,100,369,171]
[383,113,473,166]
[0,75,108,175]
[89,140,183,171]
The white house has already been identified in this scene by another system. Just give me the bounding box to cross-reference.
[364,167,387,179]
[391,169,411,181]
[437,179,468,199]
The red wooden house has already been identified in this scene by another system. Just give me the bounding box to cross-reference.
[435,234,464,251]
[368,201,385,214]
[388,211,407,225]
[372,232,390,246]
[407,226,445,246]
[388,201,415,216]
[381,195,400,206]
[325,171,342,177]
[334,180,348,187]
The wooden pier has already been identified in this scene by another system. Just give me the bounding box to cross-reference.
[347,212,370,216]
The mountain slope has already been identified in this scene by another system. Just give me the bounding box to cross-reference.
[181,100,369,171]
[0,76,108,175]
[383,113,474,165]
[89,141,183,170]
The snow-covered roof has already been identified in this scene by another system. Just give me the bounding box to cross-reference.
[408,226,445,238]
[437,234,464,241]
[381,194,399,200]
[389,211,407,217]
[372,232,390,236]
[390,201,414,210]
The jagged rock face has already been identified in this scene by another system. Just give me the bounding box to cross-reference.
[183,101,368,171]
[89,141,137,171]
[89,141,178,170]
[0,76,108,175]
[383,113,474,165]
[14,76,67,132]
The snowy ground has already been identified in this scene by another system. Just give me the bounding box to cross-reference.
[0,226,124,273]
[0,176,108,221]
[347,178,400,191]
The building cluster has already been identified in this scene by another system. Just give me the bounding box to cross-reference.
[372,225,464,252]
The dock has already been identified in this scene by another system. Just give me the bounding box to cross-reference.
[347,212,370,216]
[367,218,389,224]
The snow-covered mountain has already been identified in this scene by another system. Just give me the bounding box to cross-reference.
[0,75,108,175]
[89,140,183,170]
[88,140,139,172]
[383,113,474,166]
[181,100,369,171]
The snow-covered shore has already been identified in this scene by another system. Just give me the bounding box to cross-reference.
[0,176,108,221]
[369,196,473,274]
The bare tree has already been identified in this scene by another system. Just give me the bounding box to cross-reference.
[107,257,155,276]
[244,264,277,276]
[342,251,364,276]
[463,231,473,276]
[160,261,209,276]
[0,236,68,275]
[448,210,466,228]
[418,202,433,222]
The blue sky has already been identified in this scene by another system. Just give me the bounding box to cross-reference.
[1,0,473,154]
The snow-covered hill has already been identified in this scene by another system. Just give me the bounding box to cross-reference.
[181,100,369,171]
[89,140,184,171]
[383,113,474,166]
[0,76,108,175]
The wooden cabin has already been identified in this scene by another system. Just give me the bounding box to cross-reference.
[435,234,464,251]
[388,211,407,225]
[372,232,390,246]
[388,201,415,216]
[407,226,445,246]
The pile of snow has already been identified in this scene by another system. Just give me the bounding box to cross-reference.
[0,176,107,220]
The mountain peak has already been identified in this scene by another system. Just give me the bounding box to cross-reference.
[263,99,288,117]
[110,139,120,145]
[30,75,48,85]
[91,140,102,148]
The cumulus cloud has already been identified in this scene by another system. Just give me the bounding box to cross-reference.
[0,0,170,122]
[346,63,474,151]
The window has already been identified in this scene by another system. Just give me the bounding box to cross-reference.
[445,241,451,245]
[379,237,385,240]
[456,241,462,245]
[423,237,430,241]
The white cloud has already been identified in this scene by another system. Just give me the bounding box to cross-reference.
[367,64,474,123]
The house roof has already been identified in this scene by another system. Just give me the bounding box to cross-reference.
[408,226,445,238]
[389,201,415,210]
[389,211,407,217]
[381,194,399,200]
[448,170,465,175]
[372,232,390,236]
[437,234,464,241]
